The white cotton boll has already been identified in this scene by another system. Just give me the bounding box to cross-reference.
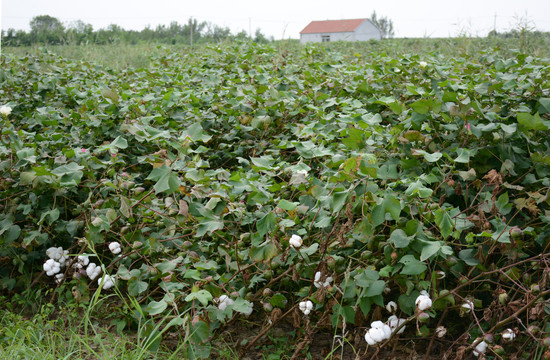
[472,339,488,357]
[386,301,398,313]
[381,324,392,340]
[299,300,313,315]
[243,303,254,316]
[109,242,121,254]
[58,250,69,266]
[55,273,64,283]
[371,320,385,329]
[43,259,61,276]
[46,247,64,261]
[435,326,447,338]
[314,271,322,288]
[217,295,234,311]
[323,276,333,288]
[365,332,376,346]
[388,315,406,334]
[502,328,515,341]
[461,300,474,312]
[415,291,432,311]
[0,105,12,116]
[419,61,428,68]
[86,262,101,280]
[369,328,386,343]
[75,255,90,269]
[98,275,115,290]
[289,234,303,248]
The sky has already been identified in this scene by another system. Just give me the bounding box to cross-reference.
[1,0,550,39]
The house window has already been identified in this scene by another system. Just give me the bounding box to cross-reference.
[321,35,330,42]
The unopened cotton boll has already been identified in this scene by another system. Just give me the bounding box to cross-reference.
[46,247,64,261]
[386,301,398,313]
[86,262,101,280]
[98,275,115,290]
[388,315,406,334]
[109,242,122,254]
[415,290,432,311]
[289,234,303,248]
[472,339,488,357]
[43,259,61,276]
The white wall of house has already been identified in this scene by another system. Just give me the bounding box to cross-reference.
[300,31,355,44]
[300,20,381,44]
[354,20,381,41]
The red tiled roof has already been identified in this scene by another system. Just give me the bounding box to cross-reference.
[300,19,368,34]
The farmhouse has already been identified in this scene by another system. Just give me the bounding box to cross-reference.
[300,18,381,44]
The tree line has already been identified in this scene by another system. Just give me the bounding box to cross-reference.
[2,15,272,46]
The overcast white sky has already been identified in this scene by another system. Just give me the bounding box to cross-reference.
[2,0,550,39]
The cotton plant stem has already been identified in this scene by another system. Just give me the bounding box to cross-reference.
[467,288,550,353]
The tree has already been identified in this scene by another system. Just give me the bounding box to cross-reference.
[370,11,394,39]
[29,15,65,44]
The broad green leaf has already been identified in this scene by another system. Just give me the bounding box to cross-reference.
[145,300,168,315]
[185,290,213,306]
[434,209,454,239]
[364,279,386,297]
[256,212,276,237]
[277,199,297,211]
[517,113,549,131]
[389,229,412,248]
[179,123,212,143]
[249,239,279,261]
[454,148,471,163]
[128,279,148,296]
[232,298,253,314]
[399,255,427,275]
[405,180,433,198]
[420,241,441,261]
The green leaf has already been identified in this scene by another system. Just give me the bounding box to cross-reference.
[128,279,148,296]
[232,298,253,314]
[196,219,224,237]
[256,212,276,237]
[249,239,279,262]
[434,209,454,239]
[459,249,480,266]
[364,279,386,297]
[405,180,433,198]
[147,165,180,194]
[389,229,412,248]
[185,290,213,306]
[330,191,349,213]
[269,293,288,308]
[399,255,427,275]
[517,112,549,131]
[277,199,297,211]
[120,197,132,218]
[420,241,441,261]
[145,300,168,315]
[454,148,471,163]
[179,123,212,143]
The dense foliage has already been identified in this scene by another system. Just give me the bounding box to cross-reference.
[2,15,270,46]
[0,43,549,358]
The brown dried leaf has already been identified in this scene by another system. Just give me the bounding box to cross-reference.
[178,200,189,217]
[483,169,502,186]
